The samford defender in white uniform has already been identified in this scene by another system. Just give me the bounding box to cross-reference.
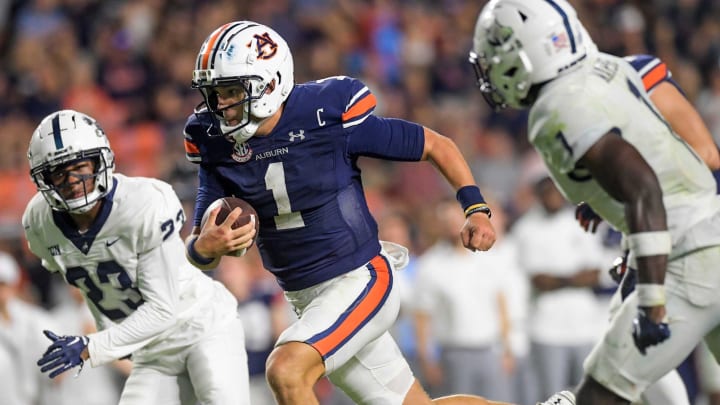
[471,0,720,404]
[23,110,250,405]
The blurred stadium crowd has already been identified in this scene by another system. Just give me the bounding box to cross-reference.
[2,0,720,244]
[2,0,720,404]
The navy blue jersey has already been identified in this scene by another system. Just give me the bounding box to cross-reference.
[184,76,425,290]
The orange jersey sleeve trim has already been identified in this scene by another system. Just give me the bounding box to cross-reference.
[341,93,377,122]
[184,139,200,155]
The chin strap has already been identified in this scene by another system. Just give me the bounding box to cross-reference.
[228,116,270,144]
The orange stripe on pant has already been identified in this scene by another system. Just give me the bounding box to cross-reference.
[309,256,392,359]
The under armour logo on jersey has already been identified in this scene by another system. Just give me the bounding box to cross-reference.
[288,130,305,142]
[249,33,278,60]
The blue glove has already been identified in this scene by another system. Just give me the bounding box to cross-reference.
[575,202,603,233]
[632,308,670,355]
[37,330,89,378]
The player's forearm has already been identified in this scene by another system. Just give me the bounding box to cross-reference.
[496,292,512,354]
[651,82,720,170]
[624,215,669,287]
[421,127,476,189]
[88,245,181,366]
[413,311,434,364]
[88,301,175,366]
[623,183,668,286]
[581,134,668,285]
[531,274,573,291]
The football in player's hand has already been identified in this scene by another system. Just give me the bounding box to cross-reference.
[200,197,259,251]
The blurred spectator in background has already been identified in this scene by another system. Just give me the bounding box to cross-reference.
[49,284,132,405]
[0,250,60,405]
[511,171,607,401]
[377,209,428,387]
[413,198,513,402]
[1,0,719,244]
[492,201,536,405]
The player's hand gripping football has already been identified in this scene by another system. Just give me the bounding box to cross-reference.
[461,211,496,252]
[632,306,671,355]
[575,202,603,233]
[196,205,256,257]
[37,330,89,378]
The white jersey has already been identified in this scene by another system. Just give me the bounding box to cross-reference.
[528,52,720,257]
[22,174,238,367]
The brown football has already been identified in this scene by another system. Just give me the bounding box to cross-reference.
[200,197,259,249]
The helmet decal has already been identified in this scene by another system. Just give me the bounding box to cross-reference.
[545,0,576,53]
[197,22,258,70]
[51,113,64,149]
[252,33,278,60]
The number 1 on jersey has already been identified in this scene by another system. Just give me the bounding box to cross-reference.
[265,162,305,229]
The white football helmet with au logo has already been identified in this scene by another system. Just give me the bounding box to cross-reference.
[470,0,596,110]
[27,110,115,213]
[192,21,295,144]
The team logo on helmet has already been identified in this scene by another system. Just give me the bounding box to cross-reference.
[231,141,253,163]
[251,33,278,60]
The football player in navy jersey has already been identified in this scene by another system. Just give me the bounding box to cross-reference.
[183,21,502,405]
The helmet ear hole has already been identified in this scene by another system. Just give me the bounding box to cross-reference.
[504,67,518,77]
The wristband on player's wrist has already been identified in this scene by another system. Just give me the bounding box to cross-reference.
[627,231,672,257]
[456,185,491,218]
[636,284,666,307]
[187,236,214,265]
